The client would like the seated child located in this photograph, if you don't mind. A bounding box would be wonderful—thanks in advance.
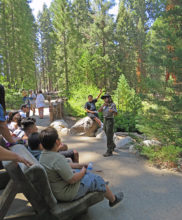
[14,117,38,142]
[19,104,29,118]
[39,127,124,206]
[7,111,21,132]
[84,90,103,128]
[28,132,79,163]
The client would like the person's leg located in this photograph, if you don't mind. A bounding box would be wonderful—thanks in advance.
[38,108,41,118]
[107,119,116,151]
[73,149,79,163]
[104,185,115,202]
[31,104,35,116]
[94,117,102,127]
[73,172,124,206]
[103,119,113,156]
[33,105,35,115]
[60,150,79,163]
[39,107,44,119]
[41,107,44,118]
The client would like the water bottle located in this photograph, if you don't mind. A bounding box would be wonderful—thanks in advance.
[87,162,93,171]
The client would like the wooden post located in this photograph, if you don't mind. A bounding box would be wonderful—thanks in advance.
[49,98,64,122]
[49,103,54,123]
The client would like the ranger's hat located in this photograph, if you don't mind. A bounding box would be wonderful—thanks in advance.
[101,94,111,99]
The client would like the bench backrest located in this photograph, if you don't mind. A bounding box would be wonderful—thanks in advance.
[2,144,57,211]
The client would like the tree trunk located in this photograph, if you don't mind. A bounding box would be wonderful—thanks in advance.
[63,31,69,95]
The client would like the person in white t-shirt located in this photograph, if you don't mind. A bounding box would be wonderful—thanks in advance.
[36,90,45,119]
[29,90,36,116]
[7,111,21,132]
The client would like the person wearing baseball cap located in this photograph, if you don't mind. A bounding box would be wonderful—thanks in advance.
[98,94,117,157]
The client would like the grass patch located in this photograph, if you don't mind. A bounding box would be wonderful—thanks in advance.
[136,145,182,168]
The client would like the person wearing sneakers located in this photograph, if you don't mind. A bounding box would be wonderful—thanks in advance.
[84,89,103,128]
[98,94,117,157]
[39,127,124,206]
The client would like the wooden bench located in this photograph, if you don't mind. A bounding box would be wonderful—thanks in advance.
[0,145,104,220]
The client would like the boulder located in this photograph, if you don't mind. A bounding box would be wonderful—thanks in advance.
[70,117,99,137]
[142,139,161,147]
[95,128,102,136]
[50,120,68,131]
[96,130,106,140]
[115,136,134,149]
[129,145,137,154]
[59,128,70,136]
[113,133,120,143]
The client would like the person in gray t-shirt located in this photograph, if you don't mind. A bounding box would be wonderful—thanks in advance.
[98,94,117,157]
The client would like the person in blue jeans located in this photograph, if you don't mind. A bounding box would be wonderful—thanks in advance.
[39,127,124,206]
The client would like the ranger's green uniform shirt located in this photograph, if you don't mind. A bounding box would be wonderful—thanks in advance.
[102,103,117,118]
[39,151,80,202]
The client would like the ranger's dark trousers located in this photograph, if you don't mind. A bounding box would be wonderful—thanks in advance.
[103,118,116,153]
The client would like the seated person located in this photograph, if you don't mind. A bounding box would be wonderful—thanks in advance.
[19,104,29,118]
[28,132,79,163]
[0,84,15,144]
[84,90,103,128]
[7,111,21,133]
[12,117,37,143]
[39,127,124,206]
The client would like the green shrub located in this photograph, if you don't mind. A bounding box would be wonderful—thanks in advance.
[64,84,103,117]
[140,145,182,167]
[113,74,142,132]
[114,111,137,132]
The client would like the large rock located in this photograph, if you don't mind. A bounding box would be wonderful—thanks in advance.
[70,117,99,137]
[115,136,134,149]
[59,128,70,136]
[129,145,138,154]
[50,120,68,131]
[96,129,106,140]
[142,139,161,147]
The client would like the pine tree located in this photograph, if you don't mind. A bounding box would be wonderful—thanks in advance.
[51,0,74,95]
[37,4,57,91]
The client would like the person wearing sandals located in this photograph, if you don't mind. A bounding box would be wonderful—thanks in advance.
[98,94,117,157]
[39,127,124,206]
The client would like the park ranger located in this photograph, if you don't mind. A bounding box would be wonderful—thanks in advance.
[98,94,117,157]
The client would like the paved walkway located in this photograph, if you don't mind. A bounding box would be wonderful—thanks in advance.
[3,108,182,220]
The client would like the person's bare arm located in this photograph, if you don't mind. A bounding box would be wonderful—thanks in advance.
[70,163,88,169]
[0,121,14,143]
[58,143,68,151]
[85,109,95,114]
[67,167,86,184]
[96,89,103,100]
[0,146,33,167]
[98,103,107,112]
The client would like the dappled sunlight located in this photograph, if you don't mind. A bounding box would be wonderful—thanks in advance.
[79,151,101,163]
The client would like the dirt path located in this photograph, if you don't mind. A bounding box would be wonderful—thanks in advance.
[5,107,182,220]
